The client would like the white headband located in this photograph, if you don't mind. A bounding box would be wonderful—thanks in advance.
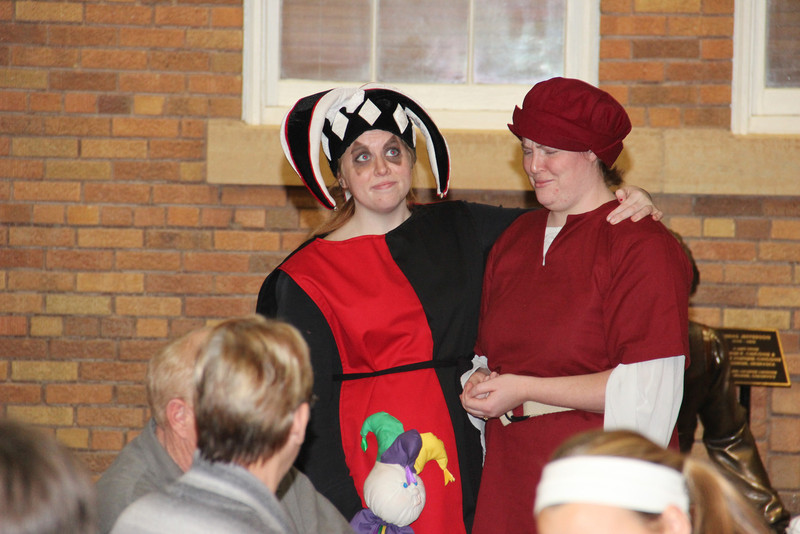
[534,456,689,516]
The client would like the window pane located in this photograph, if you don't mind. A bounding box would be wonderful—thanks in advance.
[279,0,567,86]
[281,0,371,81]
[377,0,469,83]
[474,0,564,84]
[766,0,800,87]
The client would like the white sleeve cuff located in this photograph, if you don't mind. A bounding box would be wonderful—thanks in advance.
[604,356,685,447]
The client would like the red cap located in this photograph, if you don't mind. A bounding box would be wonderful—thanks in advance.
[508,77,631,167]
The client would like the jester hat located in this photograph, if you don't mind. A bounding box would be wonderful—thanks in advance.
[280,83,451,210]
[360,412,454,485]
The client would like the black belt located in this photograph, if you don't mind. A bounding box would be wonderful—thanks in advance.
[333,359,456,381]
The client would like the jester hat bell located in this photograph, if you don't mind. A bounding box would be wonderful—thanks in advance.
[280,83,451,210]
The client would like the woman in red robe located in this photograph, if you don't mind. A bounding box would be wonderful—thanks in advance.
[461,78,693,534]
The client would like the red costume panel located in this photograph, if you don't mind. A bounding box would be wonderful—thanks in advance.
[281,236,463,534]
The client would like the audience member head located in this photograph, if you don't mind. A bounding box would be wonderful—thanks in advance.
[534,429,770,534]
[145,327,210,471]
[146,327,210,426]
[0,418,97,534]
[193,315,313,469]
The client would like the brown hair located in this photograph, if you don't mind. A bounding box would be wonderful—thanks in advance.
[194,315,313,466]
[0,419,97,534]
[550,430,771,534]
[670,230,700,296]
[599,160,624,188]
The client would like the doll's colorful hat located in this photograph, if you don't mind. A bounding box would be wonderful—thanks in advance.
[280,83,451,209]
[360,412,454,485]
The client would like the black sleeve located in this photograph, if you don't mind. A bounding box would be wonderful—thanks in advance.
[256,271,364,520]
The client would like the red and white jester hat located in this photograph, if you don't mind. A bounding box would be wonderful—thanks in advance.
[280,83,451,210]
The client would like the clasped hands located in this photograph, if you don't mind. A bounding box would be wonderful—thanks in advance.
[460,370,527,421]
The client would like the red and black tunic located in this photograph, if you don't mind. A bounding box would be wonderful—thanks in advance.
[257,201,524,533]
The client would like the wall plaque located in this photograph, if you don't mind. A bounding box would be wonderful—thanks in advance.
[717,328,791,387]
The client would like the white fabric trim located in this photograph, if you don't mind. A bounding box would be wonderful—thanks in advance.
[542,226,562,265]
[460,355,488,459]
[392,103,409,134]
[358,98,381,125]
[534,456,689,515]
[460,355,488,389]
[283,86,360,209]
[604,356,685,447]
[320,132,331,162]
[330,110,349,140]
[404,108,442,195]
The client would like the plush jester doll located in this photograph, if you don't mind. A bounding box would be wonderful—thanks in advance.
[350,412,455,534]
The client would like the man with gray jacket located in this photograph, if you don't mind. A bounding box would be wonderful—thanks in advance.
[100,319,353,534]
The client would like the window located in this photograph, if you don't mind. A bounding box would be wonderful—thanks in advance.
[242,0,600,129]
[732,0,800,134]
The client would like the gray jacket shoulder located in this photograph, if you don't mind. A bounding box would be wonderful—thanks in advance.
[278,467,354,533]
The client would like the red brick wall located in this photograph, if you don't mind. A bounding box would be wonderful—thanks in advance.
[2,0,799,513]
[600,0,733,128]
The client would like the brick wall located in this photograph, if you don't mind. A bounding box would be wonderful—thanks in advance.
[600,0,733,128]
[2,0,800,513]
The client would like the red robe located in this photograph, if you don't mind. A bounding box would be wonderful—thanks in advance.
[472,201,692,534]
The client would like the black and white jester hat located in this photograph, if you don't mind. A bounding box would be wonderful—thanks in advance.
[280,83,451,210]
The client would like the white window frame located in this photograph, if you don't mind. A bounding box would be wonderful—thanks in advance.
[732,0,800,134]
[242,0,599,130]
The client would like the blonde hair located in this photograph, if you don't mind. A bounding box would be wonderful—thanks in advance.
[146,327,210,426]
[194,315,313,466]
[550,430,771,534]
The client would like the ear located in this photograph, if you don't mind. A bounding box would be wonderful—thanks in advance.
[660,505,692,534]
[165,398,194,440]
[289,402,310,445]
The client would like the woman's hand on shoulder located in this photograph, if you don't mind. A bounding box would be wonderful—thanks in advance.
[607,186,663,225]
